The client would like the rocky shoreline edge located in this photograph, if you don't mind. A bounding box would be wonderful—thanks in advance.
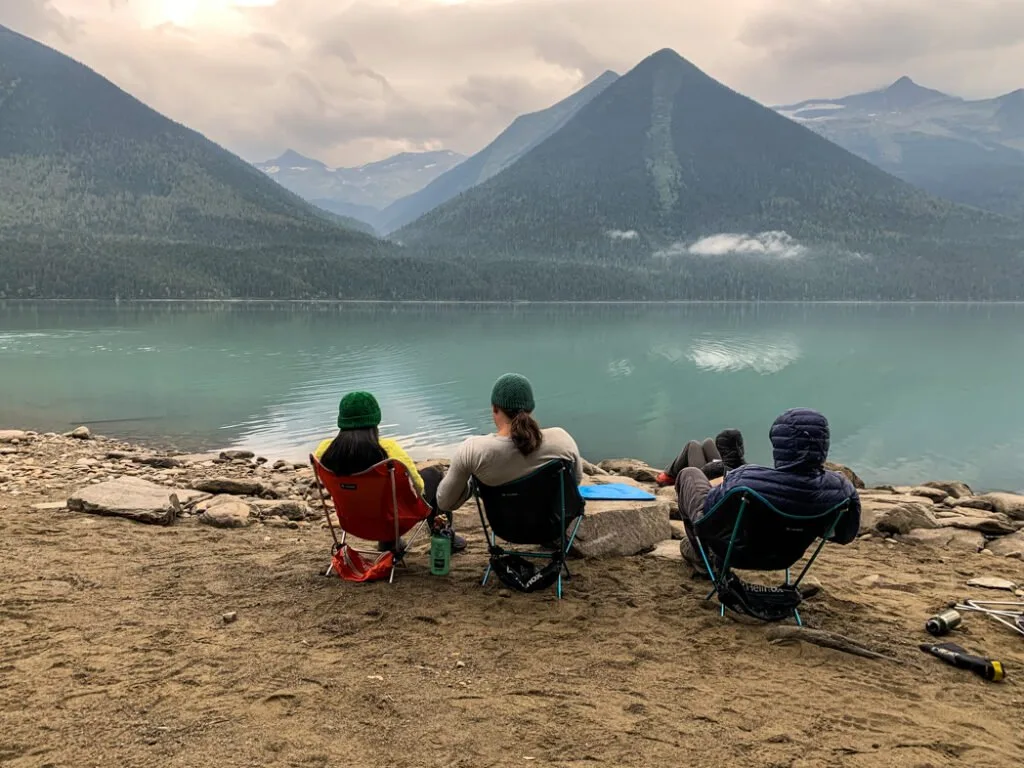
[2,427,1023,563]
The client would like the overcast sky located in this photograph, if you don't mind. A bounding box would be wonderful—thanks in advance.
[4,0,1024,166]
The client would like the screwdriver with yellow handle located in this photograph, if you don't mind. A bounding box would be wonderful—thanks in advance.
[920,642,1006,682]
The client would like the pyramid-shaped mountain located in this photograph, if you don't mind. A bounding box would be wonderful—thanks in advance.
[399,50,1003,261]
[0,24,389,298]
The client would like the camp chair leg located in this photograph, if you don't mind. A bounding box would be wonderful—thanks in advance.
[557,573,563,600]
[482,563,492,587]
[793,608,803,627]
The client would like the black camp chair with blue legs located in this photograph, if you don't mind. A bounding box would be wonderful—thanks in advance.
[472,459,585,599]
[691,487,852,625]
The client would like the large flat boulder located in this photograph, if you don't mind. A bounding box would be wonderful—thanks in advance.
[572,499,672,558]
[980,493,1024,521]
[67,477,203,525]
[897,528,985,552]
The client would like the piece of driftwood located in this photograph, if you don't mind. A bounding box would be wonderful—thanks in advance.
[766,626,896,661]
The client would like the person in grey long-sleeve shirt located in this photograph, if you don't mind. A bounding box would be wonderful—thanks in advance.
[436,373,583,512]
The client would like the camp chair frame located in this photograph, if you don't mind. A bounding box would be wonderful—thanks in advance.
[693,486,851,625]
[471,459,585,599]
[310,455,431,584]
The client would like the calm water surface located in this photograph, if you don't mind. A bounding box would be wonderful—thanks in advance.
[1,302,1022,491]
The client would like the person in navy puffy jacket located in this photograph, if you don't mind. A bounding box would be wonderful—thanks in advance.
[676,408,861,574]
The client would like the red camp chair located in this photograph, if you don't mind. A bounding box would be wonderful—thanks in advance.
[310,456,432,584]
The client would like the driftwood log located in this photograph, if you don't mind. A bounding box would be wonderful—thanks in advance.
[766,627,896,661]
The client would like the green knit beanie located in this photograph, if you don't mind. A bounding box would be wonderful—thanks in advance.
[337,391,382,430]
[490,373,535,413]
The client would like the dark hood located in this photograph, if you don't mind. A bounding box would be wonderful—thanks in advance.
[715,429,746,470]
[770,408,830,471]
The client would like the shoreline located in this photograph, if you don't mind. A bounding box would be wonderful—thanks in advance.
[2,426,1023,556]
[6,298,1024,306]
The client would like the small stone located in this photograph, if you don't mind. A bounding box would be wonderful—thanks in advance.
[199,500,254,529]
[981,549,994,556]
[193,477,263,496]
[133,456,183,469]
[498,589,512,598]
[921,481,973,499]
[986,531,1024,560]
[966,576,1017,591]
[220,450,255,461]
[273,459,289,470]
[69,426,92,440]
[222,611,238,624]
[647,539,683,561]
[286,520,300,530]
[455,660,466,669]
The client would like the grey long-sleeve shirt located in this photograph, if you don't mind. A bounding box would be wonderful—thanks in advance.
[435,427,583,512]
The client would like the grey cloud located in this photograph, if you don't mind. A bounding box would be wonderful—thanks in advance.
[5,0,1024,166]
[0,0,73,40]
[739,0,1024,98]
[249,32,290,54]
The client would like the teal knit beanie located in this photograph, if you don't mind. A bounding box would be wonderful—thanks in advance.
[337,391,382,430]
[491,373,535,413]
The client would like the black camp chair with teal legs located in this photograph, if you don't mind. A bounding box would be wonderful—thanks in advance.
[692,487,852,625]
[472,459,585,599]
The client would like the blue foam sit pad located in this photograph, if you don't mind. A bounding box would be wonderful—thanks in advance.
[578,483,657,501]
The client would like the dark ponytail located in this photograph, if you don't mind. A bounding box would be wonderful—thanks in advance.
[507,410,543,457]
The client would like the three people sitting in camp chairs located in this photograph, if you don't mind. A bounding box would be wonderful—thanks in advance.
[311,373,861,615]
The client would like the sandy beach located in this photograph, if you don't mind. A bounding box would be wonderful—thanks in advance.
[2,431,1023,767]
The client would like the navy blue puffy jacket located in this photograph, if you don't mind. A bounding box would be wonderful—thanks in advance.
[704,408,861,544]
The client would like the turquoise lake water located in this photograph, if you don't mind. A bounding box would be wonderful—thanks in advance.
[1,302,1022,491]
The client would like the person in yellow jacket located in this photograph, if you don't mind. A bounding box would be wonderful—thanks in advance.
[314,391,466,552]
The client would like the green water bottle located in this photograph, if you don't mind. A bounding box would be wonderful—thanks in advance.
[430,533,452,576]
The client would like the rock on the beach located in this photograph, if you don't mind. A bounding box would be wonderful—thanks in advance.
[897,528,985,552]
[979,493,1024,521]
[986,531,1024,559]
[596,459,661,484]
[251,499,312,521]
[0,430,30,443]
[941,515,1017,536]
[192,477,263,496]
[133,456,183,469]
[825,462,865,489]
[966,576,1018,591]
[874,503,939,535]
[572,499,672,558]
[647,539,683,561]
[900,486,950,503]
[669,520,687,540]
[199,499,254,529]
[581,459,609,476]
[921,481,973,499]
[952,497,995,512]
[69,426,92,440]
[220,450,255,461]
[67,477,201,525]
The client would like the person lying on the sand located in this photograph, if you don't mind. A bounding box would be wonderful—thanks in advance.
[315,391,466,552]
[435,373,582,512]
[656,429,746,487]
[675,408,861,577]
